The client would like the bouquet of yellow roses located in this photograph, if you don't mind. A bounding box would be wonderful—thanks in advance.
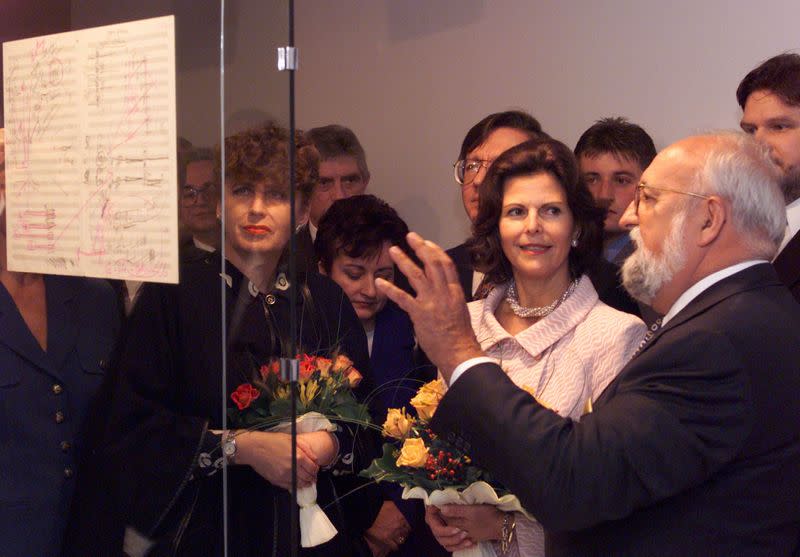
[361,379,532,557]
[228,353,370,548]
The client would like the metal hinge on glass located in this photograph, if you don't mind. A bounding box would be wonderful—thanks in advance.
[280,357,299,382]
[277,47,298,71]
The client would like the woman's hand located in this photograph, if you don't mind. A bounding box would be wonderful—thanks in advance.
[438,504,506,543]
[364,501,411,556]
[234,431,319,490]
[424,505,475,552]
[297,431,338,468]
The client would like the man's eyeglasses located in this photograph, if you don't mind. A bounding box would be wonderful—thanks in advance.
[453,159,493,186]
[633,183,711,214]
[180,183,219,207]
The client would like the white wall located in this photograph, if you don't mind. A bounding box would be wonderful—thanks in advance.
[295,0,800,248]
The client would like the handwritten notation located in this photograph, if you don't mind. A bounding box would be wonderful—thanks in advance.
[3,16,178,283]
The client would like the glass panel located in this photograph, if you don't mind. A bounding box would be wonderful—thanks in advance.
[218,1,299,556]
[1,1,292,555]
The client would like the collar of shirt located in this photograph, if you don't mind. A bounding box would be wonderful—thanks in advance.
[308,221,318,242]
[193,236,216,253]
[660,260,767,327]
[781,198,800,252]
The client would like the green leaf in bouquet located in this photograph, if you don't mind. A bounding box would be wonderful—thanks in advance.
[359,443,411,484]
[330,401,371,424]
[269,397,299,418]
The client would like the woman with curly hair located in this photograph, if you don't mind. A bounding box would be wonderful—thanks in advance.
[65,122,376,556]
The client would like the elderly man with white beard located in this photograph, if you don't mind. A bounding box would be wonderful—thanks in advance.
[377,132,800,556]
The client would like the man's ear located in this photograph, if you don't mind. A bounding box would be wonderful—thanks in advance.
[697,196,727,247]
[317,261,327,275]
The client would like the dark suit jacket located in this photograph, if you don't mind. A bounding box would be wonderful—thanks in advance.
[293,224,318,275]
[65,255,379,557]
[775,230,800,303]
[432,263,800,556]
[369,302,446,557]
[446,241,641,317]
[0,276,119,557]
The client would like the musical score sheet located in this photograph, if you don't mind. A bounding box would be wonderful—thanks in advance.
[2,16,179,283]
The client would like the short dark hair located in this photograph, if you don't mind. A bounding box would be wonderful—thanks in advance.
[315,194,409,273]
[305,124,369,180]
[574,117,657,171]
[457,110,548,161]
[218,121,319,207]
[737,52,800,109]
[468,138,605,285]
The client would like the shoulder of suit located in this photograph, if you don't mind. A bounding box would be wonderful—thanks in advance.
[445,242,470,262]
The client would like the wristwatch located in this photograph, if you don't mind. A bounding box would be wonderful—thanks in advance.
[223,431,237,463]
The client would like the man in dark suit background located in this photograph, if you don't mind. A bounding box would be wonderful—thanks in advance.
[738,53,800,302]
[574,117,656,266]
[447,111,639,315]
[379,132,800,555]
[574,116,660,324]
[294,124,370,272]
[446,111,545,300]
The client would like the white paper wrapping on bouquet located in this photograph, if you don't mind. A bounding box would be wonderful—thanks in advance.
[403,481,534,557]
[270,412,339,547]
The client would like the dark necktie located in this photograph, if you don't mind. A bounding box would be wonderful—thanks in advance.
[634,317,663,356]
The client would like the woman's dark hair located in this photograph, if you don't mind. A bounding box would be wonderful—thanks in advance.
[467,138,605,285]
[315,194,410,273]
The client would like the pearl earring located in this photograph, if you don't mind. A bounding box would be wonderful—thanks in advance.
[571,238,578,247]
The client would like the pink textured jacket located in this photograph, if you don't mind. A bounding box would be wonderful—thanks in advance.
[467,275,646,557]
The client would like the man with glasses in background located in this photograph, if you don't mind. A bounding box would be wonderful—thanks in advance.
[179,146,220,253]
[448,111,639,315]
[448,111,545,300]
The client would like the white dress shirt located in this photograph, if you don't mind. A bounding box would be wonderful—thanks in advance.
[777,199,800,255]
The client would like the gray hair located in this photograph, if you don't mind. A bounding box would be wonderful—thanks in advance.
[694,132,786,259]
[305,124,369,181]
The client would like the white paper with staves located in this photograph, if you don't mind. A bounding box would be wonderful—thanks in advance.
[2,15,179,283]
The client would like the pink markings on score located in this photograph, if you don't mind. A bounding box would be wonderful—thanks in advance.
[111,56,154,152]
[8,40,65,169]
[13,208,56,252]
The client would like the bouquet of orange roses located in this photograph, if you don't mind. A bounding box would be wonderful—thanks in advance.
[228,353,370,548]
[361,379,532,557]
[228,353,369,426]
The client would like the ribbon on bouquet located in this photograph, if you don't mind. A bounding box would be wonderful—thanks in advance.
[403,481,534,557]
[270,411,339,548]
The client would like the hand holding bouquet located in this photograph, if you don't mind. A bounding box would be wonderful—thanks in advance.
[228,353,370,548]
[361,379,532,557]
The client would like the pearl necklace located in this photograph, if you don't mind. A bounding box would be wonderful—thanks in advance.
[505,278,579,318]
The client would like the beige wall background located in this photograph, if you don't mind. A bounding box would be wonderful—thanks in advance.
[294,0,800,248]
[63,0,800,249]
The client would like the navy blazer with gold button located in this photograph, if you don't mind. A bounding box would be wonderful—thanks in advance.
[0,275,119,557]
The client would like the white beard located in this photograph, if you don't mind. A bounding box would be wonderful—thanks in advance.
[621,212,688,305]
